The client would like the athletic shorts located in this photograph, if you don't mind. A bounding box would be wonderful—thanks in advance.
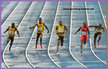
[8,36,14,41]
[57,36,64,41]
[37,33,43,38]
[94,32,101,38]
[80,35,87,42]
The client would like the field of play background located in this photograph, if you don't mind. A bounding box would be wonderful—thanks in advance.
[0,0,108,69]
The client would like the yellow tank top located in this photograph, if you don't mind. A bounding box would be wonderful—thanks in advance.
[94,25,103,33]
[57,24,65,36]
[8,26,16,37]
[37,22,44,33]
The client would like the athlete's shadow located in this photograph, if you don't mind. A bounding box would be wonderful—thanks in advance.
[9,51,17,58]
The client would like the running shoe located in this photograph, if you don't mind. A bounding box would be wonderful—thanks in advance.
[40,45,43,48]
[97,41,100,46]
[94,45,96,48]
[57,52,59,55]
[35,45,37,48]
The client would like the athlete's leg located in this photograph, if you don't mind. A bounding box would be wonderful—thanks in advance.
[94,33,98,48]
[84,38,86,45]
[7,37,10,43]
[80,40,83,53]
[97,33,101,45]
[40,34,43,48]
[61,36,64,46]
[57,39,60,54]
[84,35,87,45]
[36,33,40,48]
[9,37,14,51]
[98,33,101,42]
[57,36,60,55]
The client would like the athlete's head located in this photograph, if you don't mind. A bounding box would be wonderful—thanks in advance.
[59,20,62,26]
[39,18,42,23]
[12,23,15,28]
[99,24,102,28]
[83,22,87,27]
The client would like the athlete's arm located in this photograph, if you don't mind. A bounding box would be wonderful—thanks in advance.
[74,27,81,34]
[87,28,90,38]
[64,25,68,32]
[4,27,9,33]
[15,28,20,37]
[88,25,95,27]
[56,26,58,34]
[43,23,49,33]
[29,24,37,29]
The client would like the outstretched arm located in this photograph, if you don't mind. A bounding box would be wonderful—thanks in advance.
[43,23,49,33]
[15,28,20,37]
[64,25,68,32]
[88,25,96,27]
[56,26,58,34]
[74,27,81,34]
[87,28,90,38]
[4,27,9,33]
[29,24,37,29]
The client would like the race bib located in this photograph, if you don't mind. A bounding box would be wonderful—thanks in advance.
[38,27,42,31]
[82,31,86,35]
[9,31,14,34]
[59,28,63,33]
[96,30,100,32]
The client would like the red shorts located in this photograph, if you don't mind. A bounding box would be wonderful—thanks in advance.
[80,35,87,42]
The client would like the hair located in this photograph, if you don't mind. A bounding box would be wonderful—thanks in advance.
[99,24,102,26]
[12,23,15,28]
[83,22,87,24]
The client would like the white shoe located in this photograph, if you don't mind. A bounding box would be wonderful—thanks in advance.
[57,52,59,55]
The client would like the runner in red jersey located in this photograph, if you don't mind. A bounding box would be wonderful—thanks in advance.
[74,22,90,53]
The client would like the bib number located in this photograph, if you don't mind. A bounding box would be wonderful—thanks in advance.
[82,31,86,35]
[96,30,100,32]
[59,28,63,33]
[38,27,42,31]
[9,31,14,34]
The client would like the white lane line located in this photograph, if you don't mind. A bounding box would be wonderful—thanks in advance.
[47,2,61,68]
[98,1,107,29]
[2,2,20,26]
[69,2,87,68]
[3,2,33,68]
[25,2,46,68]
[3,42,10,67]
[85,1,107,65]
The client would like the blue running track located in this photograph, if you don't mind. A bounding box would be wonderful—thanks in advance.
[1,1,107,68]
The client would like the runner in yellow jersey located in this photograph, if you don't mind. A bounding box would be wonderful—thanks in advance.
[89,24,104,48]
[56,20,68,55]
[4,23,20,51]
[30,18,49,48]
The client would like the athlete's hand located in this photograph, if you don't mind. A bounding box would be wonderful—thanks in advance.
[66,30,68,33]
[18,34,20,37]
[74,32,77,34]
[29,27,32,29]
[47,30,49,33]
[56,31,58,34]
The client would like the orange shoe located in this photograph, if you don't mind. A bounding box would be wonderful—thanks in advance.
[40,45,43,48]
[94,45,96,48]
[98,41,100,46]
[35,45,37,48]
